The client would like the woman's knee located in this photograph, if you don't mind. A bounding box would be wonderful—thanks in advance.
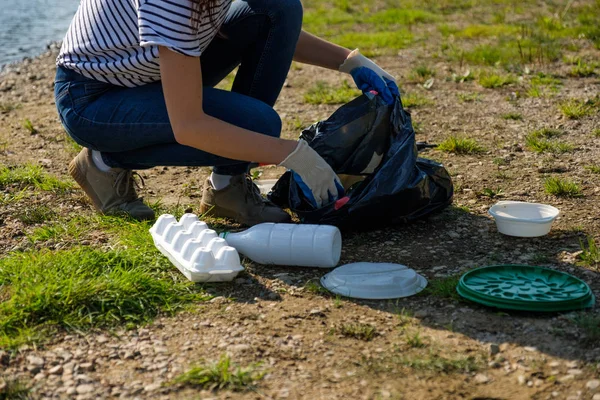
[253,102,282,139]
[265,0,303,30]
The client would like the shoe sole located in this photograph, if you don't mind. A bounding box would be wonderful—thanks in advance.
[68,154,104,213]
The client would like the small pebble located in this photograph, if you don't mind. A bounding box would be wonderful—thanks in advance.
[587,380,600,390]
[489,343,500,356]
[48,365,63,375]
[474,374,490,384]
[26,355,44,367]
[559,375,575,383]
[144,383,162,392]
[549,361,561,368]
[76,384,94,394]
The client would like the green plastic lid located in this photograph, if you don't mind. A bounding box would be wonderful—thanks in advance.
[457,265,595,312]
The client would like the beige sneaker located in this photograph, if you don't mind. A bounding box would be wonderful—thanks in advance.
[68,148,155,221]
[200,174,291,226]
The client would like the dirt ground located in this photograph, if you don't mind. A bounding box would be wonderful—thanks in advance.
[1,3,600,399]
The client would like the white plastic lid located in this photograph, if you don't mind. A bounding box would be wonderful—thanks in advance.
[320,263,427,299]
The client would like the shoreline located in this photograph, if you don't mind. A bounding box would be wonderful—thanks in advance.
[0,42,61,76]
[0,44,61,107]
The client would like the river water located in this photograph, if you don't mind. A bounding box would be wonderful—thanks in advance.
[0,0,79,67]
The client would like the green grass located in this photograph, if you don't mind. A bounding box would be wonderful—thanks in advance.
[303,280,330,295]
[570,313,600,345]
[304,81,361,105]
[0,216,208,348]
[529,127,563,138]
[0,102,20,114]
[457,92,481,102]
[0,164,72,192]
[568,61,596,77]
[215,69,237,91]
[544,176,583,198]
[287,117,305,131]
[578,236,599,267]
[409,65,435,83]
[455,35,562,68]
[332,30,414,56]
[405,331,426,348]
[16,205,56,225]
[502,112,522,120]
[585,165,600,174]
[363,351,480,375]
[401,92,432,108]
[174,354,265,392]
[526,73,562,98]
[21,119,37,135]
[478,187,504,198]
[531,73,562,88]
[65,136,83,154]
[339,323,377,341]
[593,129,600,138]
[526,85,543,98]
[456,24,520,39]
[477,72,516,88]
[0,379,31,399]
[368,8,438,25]
[525,129,573,154]
[558,99,596,119]
[452,70,475,83]
[422,275,461,300]
[396,307,414,328]
[437,136,484,155]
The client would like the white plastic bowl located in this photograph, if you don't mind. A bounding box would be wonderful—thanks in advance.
[488,201,560,237]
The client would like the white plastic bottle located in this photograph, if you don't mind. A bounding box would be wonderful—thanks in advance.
[220,223,342,268]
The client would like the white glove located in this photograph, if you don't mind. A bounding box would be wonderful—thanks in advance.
[339,49,396,83]
[279,140,341,208]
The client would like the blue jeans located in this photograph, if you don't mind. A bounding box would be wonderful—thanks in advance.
[54,0,303,175]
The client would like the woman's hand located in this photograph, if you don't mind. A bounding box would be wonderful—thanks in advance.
[339,49,399,104]
[279,140,343,208]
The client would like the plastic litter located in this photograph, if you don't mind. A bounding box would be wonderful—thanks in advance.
[489,201,560,237]
[457,265,595,312]
[222,223,341,268]
[150,213,244,282]
[255,179,278,195]
[320,263,428,299]
[269,92,453,230]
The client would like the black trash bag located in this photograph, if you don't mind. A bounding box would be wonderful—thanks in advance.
[268,93,454,231]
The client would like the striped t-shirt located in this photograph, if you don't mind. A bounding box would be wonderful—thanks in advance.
[56,0,231,87]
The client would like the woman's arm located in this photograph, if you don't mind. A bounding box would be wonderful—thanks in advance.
[159,46,341,206]
[159,46,296,164]
[293,30,351,70]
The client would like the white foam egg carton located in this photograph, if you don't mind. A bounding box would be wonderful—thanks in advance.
[149,213,244,282]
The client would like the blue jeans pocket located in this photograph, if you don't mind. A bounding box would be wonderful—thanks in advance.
[71,81,112,108]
